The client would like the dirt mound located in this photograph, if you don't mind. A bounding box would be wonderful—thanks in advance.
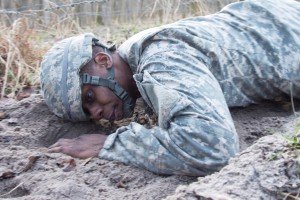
[166,133,300,200]
[0,95,299,199]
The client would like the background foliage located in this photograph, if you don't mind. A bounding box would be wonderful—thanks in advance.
[0,0,238,98]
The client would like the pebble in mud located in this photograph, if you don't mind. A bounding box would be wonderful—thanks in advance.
[0,136,10,143]
[7,118,19,126]
[14,127,21,131]
[0,112,8,120]
[0,124,5,131]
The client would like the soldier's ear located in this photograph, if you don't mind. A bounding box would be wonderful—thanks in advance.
[94,52,113,69]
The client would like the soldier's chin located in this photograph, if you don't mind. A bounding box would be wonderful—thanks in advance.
[115,111,124,121]
[122,108,134,119]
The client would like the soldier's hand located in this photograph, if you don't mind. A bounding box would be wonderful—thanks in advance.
[48,134,107,159]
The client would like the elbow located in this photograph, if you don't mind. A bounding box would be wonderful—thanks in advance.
[203,136,239,172]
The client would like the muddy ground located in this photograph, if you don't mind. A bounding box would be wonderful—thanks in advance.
[0,94,299,199]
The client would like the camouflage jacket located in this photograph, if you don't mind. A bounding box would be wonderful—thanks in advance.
[99,0,300,176]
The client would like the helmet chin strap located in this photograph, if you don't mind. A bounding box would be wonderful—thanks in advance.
[81,39,135,119]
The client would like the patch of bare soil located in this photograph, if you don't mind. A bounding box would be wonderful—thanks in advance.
[0,95,299,199]
[166,133,300,200]
[167,104,300,200]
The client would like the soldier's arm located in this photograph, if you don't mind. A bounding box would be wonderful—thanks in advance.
[99,53,239,176]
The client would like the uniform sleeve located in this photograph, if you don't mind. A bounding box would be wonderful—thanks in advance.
[99,51,239,176]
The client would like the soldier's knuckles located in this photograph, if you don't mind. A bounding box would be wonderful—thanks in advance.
[56,138,68,145]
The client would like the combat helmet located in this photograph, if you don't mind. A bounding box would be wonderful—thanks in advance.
[40,33,134,121]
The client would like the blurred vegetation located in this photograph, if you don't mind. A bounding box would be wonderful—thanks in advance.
[0,0,238,99]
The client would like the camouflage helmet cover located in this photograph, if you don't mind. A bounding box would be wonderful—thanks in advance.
[40,33,95,121]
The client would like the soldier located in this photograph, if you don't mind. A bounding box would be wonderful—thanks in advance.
[40,0,300,176]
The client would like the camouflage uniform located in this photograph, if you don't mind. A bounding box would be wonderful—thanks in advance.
[99,0,300,176]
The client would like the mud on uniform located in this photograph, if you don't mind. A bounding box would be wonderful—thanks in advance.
[99,0,300,176]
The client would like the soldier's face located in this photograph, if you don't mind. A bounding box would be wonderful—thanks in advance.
[80,57,124,122]
[81,83,124,122]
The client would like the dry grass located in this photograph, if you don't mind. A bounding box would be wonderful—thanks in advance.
[0,18,48,98]
[0,19,161,99]
[148,0,238,23]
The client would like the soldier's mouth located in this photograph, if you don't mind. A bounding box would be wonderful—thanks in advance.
[109,107,116,122]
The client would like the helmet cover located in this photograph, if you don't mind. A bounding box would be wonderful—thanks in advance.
[40,33,95,121]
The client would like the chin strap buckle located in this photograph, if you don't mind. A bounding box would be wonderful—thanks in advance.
[81,73,131,102]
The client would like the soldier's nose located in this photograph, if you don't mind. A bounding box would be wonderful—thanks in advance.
[89,106,103,121]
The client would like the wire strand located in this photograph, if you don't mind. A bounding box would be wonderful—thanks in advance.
[0,0,108,14]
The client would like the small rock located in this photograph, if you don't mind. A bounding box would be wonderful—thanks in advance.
[14,127,21,131]
[116,180,128,188]
[7,118,18,126]
[98,188,107,192]
[0,112,7,120]
[0,136,10,143]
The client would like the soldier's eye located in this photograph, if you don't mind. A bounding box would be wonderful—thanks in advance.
[85,90,94,104]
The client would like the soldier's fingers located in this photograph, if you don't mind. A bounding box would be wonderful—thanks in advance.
[48,146,63,153]
[49,142,60,149]
[48,146,77,158]
[77,149,98,159]
[49,138,72,148]
[59,138,73,143]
